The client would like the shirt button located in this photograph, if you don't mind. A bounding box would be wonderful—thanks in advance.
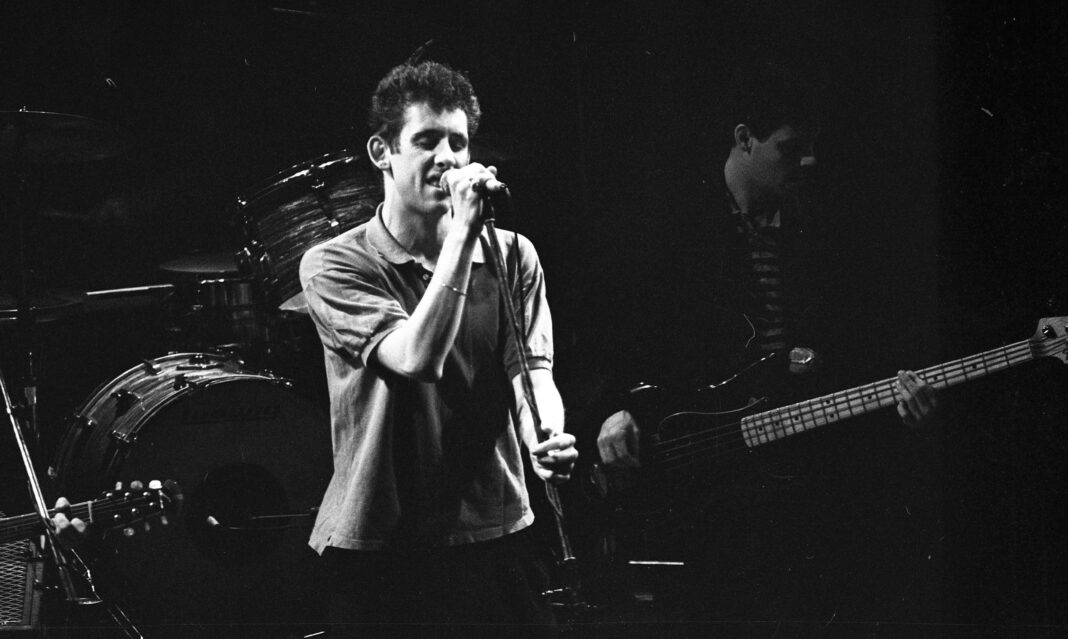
[422,274,430,282]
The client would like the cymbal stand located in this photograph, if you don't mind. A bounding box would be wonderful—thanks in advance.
[3,113,143,639]
[6,112,40,451]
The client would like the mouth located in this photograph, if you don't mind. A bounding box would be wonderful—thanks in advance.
[427,174,445,190]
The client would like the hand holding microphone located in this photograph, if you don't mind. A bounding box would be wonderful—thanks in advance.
[439,165,508,197]
[440,164,510,231]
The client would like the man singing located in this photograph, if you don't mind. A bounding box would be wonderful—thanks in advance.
[299,61,577,637]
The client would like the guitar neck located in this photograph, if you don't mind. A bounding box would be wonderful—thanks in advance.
[0,500,97,545]
[740,337,1037,448]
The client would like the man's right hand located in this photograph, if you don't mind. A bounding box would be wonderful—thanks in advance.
[443,162,498,236]
[597,409,641,469]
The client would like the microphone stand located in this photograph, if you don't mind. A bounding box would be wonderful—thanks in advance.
[479,191,586,619]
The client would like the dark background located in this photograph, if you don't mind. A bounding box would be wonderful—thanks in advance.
[1,0,1066,636]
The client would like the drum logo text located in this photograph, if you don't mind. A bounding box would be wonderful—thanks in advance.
[181,404,282,424]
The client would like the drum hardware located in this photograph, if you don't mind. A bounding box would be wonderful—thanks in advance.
[51,351,332,632]
[173,373,210,391]
[0,290,86,327]
[106,391,140,427]
[309,176,341,227]
[175,352,226,370]
[205,506,319,532]
[3,343,151,639]
[81,284,175,317]
[156,252,270,356]
[107,430,136,446]
[2,110,133,480]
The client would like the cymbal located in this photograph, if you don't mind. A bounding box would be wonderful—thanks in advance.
[159,252,240,277]
[0,110,134,165]
[0,290,85,326]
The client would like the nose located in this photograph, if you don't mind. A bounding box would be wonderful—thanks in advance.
[434,139,459,168]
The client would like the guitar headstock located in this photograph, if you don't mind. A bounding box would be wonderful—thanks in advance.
[1032,317,1068,364]
[94,479,183,537]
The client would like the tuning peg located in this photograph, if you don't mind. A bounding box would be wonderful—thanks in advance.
[148,480,162,490]
[160,515,169,526]
[123,526,135,537]
[130,480,144,491]
[143,521,151,533]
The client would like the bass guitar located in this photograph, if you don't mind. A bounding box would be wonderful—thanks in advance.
[585,316,1068,517]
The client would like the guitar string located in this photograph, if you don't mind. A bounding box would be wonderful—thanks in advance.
[656,338,1045,467]
[2,500,161,539]
[1,495,167,540]
[655,338,1057,472]
[651,337,1060,472]
[655,338,1040,455]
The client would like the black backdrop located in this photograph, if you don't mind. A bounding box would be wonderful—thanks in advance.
[1,0,1066,636]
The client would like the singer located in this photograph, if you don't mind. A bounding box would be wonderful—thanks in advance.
[298,61,577,638]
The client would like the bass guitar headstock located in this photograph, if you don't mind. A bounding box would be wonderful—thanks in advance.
[1031,317,1068,364]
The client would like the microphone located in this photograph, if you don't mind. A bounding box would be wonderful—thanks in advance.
[439,169,508,196]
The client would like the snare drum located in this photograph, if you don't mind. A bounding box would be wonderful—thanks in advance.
[236,150,381,309]
[52,352,331,634]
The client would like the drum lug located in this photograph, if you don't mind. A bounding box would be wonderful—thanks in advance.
[310,177,340,228]
[177,353,223,371]
[173,373,209,392]
[109,430,136,446]
[141,359,162,375]
[110,389,140,416]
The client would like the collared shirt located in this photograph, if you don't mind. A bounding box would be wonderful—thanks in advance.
[300,208,553,552]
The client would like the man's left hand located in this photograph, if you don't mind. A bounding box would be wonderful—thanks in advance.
[530,433,578,484]
[895,369,938,427]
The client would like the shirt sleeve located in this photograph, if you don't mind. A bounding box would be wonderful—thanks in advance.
[299,239,409,364]
[502,231,554,379]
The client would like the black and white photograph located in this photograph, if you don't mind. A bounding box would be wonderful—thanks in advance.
[1,1,1066,637]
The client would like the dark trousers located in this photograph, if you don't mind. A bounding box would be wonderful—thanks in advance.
[324,527,557,639]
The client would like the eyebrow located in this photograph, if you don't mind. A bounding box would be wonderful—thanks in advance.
[410,130,468,145]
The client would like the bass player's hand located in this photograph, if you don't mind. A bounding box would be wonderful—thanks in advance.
[597,409,641,469]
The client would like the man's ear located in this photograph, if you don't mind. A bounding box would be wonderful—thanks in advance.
[367,135,391,171]
[733,124,752,153]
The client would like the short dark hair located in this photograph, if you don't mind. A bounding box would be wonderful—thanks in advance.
[368,61,482,149]
[724,60,820,144]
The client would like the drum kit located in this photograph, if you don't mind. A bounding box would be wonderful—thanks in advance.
[1,110,382,636]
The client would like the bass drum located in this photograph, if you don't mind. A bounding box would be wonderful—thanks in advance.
[53,352,332,638]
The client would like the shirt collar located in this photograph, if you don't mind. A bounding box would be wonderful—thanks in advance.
[367,202,487,266]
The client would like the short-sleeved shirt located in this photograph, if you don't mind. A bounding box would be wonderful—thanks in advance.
[300,208,554,552]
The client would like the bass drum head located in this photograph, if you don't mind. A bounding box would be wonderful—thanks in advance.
[55,361,332,637]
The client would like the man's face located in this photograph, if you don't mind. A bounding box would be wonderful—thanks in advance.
[385,103,471,215]
[746,124,817,204]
